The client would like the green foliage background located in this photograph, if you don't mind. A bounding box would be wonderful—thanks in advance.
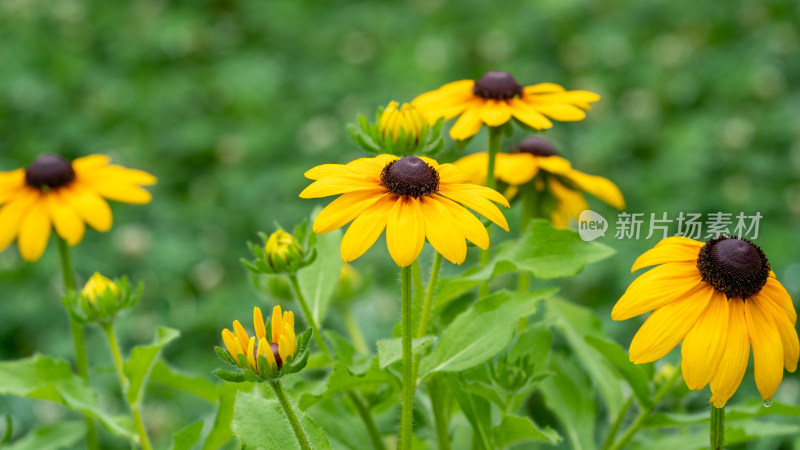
[1,0,798,447]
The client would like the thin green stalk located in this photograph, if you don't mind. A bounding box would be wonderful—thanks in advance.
[479,127,503,297]
[417,252,443,339]
[288,274,331,360]
[429,375,451,450]
[56,238,100,450]
[399,266,414,450]
[411,260,423,307]
[601,395,633,450]
[710,405,724,450]
[609,367,682,450]
[270,380,312,450]
[343,308,369,355]
[102,322,152,450]
[288,274,385,450]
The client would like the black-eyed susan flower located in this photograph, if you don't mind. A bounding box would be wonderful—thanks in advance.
[612,236,799,407]
[63,272,141,323]
[453,137,624,228]
[412,71,600,140]
[299,154,510,267]
[0,154,156,262]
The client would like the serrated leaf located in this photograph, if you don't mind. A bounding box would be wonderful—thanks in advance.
[585,335,653,409]
[297,227,342,325]
[232,389,330,449]
[4,421,85,450]
[169,420,204,450]
[492,415,562,448]
[419,290,554,379]
[376,336,435,369]
[124,327,180,405]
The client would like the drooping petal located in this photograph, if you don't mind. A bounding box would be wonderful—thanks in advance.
[17,196,52,262]
[386,196,425,267]
[299,177,381,199]
[77,179,152,204]
[523,83,567,95]
[438,185,509,231]
[435,163,472,184]
[508,98,553,130]
[435,194,489,249]
[0,169,26,204]
[77,165,156,186]
[46,191,85,245]
[529,103,587,121]
[254,307,266,342]
[563,170,625,210]
[419,196,467,265]
[630,237,703,272]
[71,155,110,171]
[628,285,714,364]
[746,300,785,402]
[755,292,799,372]
[710,299,750,407]
[547,178,588,228]
[759,277,796,325]
[0,189,38,253]
[60,183,113,232]
[479,99,512,127]
[526,89,601,106]
[612,262,705,320]
[312,189,387,233]
[412,80,476,122]
[449,101,485,140]
[494,153,538,186]
[681,291,729,390]
[452,153,489,186]
[341,195,396,262]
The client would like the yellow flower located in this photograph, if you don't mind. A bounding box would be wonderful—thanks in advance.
[221,306,297,373]
[299,154,509,267]
[378,101,428,143]
[612,236,799,407]
[81,272,120,305]
[0,154,156,261]
[265,229,300,270]
[412,71,600,140]
[453,137,624,228]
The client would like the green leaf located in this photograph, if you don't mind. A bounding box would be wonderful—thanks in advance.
[124,327,180,405]
[303,397,373,450]
[450,376,493,450]
[419,289,555,379]
[297,227,343,325]
[0,354,135,440]
[585,335,653,409]
[547,298,623,419]
[150,360,218,403]
[203,383,248,450]
[539,354,597,450]
[232,389,330,449]
[5,421,85,450]
[376,336,435,369]
[169,420,204,450]
[298,358,399,410]
[645,400,800,428]
[492,415,562,448]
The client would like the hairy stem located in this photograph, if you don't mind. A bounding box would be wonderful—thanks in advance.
[399,266,414,450]
[270,380,312,450]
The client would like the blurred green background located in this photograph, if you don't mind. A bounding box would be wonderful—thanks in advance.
[1,0,798,446]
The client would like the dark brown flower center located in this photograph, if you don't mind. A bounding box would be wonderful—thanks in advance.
[472,71,523,100]
[696,236,770,299]
[381,156,440,198]
[25,154,75,190]
[511,137,559,157]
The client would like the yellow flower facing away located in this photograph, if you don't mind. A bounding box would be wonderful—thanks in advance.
[612,236,799,407]
[412,70,600,140]
[378,101,428,143]
[221,306,297,374]
[0,154,156,262]
[453,137,624,228]
[299,154,510,267]
[81,272,120,305]
[265,229,300,270]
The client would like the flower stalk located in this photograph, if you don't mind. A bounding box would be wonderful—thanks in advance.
[399,265,414,450]
[269,380,312,450]
[479,126,503,297]
[710,405,724,450]
[288,274,331,360]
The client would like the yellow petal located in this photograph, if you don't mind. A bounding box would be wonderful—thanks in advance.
[271,305,283,345]
[419,196,467,265]
[631,237,703,272]
[547,178,588,228]
[233,320,250,354]
[612,262,704,320]
[0,189,38,253]
[79,180,152,204]
[564,170,625,210]
[412,80,476,122]
[71,154,110,171]
[222,329,243,361]
[494,153,538,186]
[628,285,714,363]
[710,299,750,407]
[341,195,395,262]
[746,300,784,402]
[246,337,257,372]
[449,101,485,141]
[77,165,157,186]
[535,155,573,175]
[278,334,292,363]
[528,103,587,121]
[299,177,381,199]
[258,337,276,370]
[479,99,512,127]
[438,185,509,231]
[527,89,601,106]
[46,191,85,245]
[759,277,796,325]
[312,189,386,234]
[756,291,799,372]
[59,183,113,232]
[434,164,472,184]
[0,169,26,204]
[386,196,425,267]
[18,196,52,262]
[524,83,567,95]
[254,307,266,342]
[435,194,489,249]
[508,98,553,130]
[452,153,489,185]
[681,291,729,390]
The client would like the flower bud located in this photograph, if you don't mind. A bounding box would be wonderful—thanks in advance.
[378,101,428,144]
[62,274,141,324]
[265,229,301,272]
[82,272,120,306]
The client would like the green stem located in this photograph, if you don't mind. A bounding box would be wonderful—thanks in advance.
[288,274,384,450]
[609,366,682,450]
[102,322,152,450]
[710,405,724,450]
[417,252,443,339]
[601,395,633,450]
[399,266,414,450]
[288,274,332,360]
[270,380,312,450]
[429,375,451,450]
[411,260,423,308]
[56,238,100,450]
[479,127,502,297]
[343,308,369,355]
